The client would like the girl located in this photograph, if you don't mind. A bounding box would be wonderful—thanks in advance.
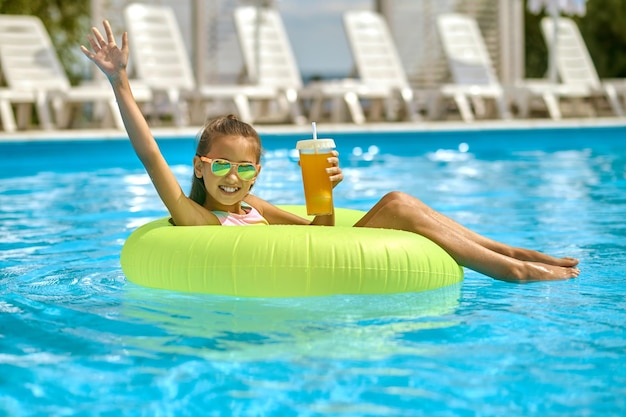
[82,21,580,283]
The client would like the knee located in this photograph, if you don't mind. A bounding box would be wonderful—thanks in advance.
[376,191,416,214]
[367,191,427,230]
[378,191,429,215]
[380,191,411,204]
[380,191,425,208]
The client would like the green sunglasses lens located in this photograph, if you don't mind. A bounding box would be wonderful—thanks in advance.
[211,160,232,177]
[211,159,257,180]
[237,164,257,180]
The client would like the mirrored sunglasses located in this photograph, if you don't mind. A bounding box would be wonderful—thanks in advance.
[198,156,258,180]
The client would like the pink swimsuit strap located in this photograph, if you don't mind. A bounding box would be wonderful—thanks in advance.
[211,205,269,226]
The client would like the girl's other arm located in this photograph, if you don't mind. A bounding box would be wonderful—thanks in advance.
[244,195,334,226]
[244,195,310,225]
[245,151,344,225]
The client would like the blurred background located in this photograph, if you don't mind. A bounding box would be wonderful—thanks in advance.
[1,0,625,99]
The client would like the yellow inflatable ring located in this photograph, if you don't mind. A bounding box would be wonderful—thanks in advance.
[121,206,464,297]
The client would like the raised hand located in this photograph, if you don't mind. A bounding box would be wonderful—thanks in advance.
[80,20,128,82]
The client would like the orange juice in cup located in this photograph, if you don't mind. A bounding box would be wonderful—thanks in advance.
[296,138,336,215]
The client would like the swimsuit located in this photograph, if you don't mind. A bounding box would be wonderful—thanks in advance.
[211,205,269,226]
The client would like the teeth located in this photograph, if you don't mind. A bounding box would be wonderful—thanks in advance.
[220,186,239,193]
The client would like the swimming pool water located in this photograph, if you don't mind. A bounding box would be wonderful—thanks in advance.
[1,126,625,416]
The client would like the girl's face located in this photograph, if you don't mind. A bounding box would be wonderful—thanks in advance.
[193,135,261,212]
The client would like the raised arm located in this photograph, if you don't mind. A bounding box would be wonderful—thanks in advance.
[81,21,209,225]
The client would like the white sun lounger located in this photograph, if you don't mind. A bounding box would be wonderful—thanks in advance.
[235,6,395,124]
[342,10,420,122]
[0,15,151,130]
[124,3,281,126]
[0,88,36,132]
[435,13,513,122]
[539,16,624,118]
[436,13,589,121]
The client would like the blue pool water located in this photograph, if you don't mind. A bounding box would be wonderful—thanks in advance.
[1,125,625,416]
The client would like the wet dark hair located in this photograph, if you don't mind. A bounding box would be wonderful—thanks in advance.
[189,114,262,206]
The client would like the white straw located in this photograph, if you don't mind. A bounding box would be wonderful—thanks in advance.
[312,122,317,140]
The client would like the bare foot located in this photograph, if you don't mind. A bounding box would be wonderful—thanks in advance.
[515,262,580,282]
[558,257,580,267]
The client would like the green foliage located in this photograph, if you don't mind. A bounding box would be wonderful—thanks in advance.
[578,0,626,77]
[0,0,90,84]
[525,0,626,78]
[524,7,549,78]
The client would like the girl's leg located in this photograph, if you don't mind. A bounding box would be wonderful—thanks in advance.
[354,192,579,282]
[356,192,578,266]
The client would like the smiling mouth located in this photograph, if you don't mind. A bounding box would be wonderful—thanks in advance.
[220,185,240,193]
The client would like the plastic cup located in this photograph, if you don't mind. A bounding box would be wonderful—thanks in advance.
[296,138,336,215]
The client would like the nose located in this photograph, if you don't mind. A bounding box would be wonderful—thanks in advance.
[224,165,239,181]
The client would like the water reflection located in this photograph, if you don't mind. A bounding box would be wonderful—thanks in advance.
[120,284,462,362]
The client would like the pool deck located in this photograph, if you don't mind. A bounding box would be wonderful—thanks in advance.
[1,117,625,142]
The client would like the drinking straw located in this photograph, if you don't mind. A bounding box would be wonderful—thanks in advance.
[312,122,317,140]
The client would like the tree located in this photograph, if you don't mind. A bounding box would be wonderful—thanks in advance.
[0,0,90,84]
[578,0,626,78]
[525,0,626,78]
